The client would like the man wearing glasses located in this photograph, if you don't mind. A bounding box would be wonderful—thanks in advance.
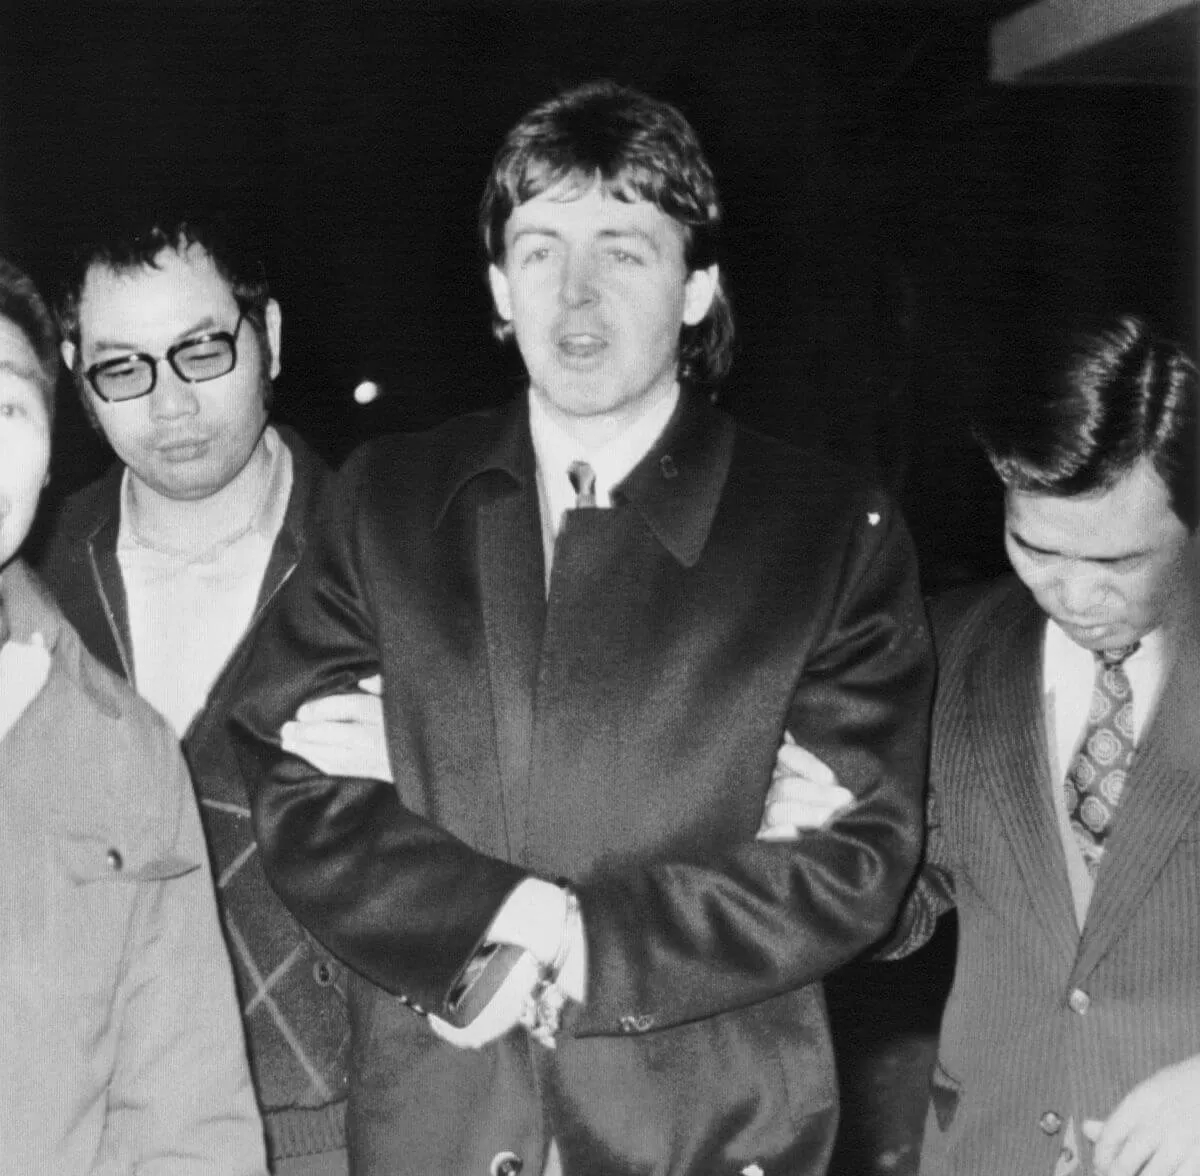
[36,211,355,1176]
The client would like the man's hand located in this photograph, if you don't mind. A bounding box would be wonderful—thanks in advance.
[1084,1054,1200,1176]
[426,947,543,1050]
[279,674,393,783]
[756,732,855,842]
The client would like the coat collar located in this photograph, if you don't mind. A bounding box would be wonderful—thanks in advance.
[0,561,67,745]
[436,391,735,568]
[2,558,65,652]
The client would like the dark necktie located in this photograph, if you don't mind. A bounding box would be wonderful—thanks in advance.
[567,461,597,510]
[1065,644,1139,876]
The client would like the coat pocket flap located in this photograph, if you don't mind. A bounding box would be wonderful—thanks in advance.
[57,834,198,884]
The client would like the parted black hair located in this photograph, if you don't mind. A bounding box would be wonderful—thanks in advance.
[55,207,271,346]
[973,314,1196,529]
[480,80,733,388]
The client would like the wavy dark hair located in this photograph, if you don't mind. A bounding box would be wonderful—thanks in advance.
[973,314,1197,529]
[480,80,733,389]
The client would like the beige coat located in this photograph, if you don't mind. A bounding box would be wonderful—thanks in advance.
[0,559,267,1175]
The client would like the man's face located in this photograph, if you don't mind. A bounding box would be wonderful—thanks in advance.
[489,181,717,430]
[1005,458,1191,650]
[0,318,51,570]
[63,244,280,502]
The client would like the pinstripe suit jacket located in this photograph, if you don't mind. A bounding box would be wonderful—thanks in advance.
[887,574,1200,1176]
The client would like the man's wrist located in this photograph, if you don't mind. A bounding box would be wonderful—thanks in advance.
[486,876,572,965]
[519,888,583,1048]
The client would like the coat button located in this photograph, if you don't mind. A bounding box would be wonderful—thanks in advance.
[489,1152,522,1175]
[106,849,123,871]
[659,454,678,479]
[1068,988,1090,1015]
[1039,1111,1063,1135]
[313,960,337,987]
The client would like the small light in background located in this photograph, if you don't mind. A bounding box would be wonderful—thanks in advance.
[353,379,381,406]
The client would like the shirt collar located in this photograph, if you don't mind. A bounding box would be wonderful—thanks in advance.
[1044,618,1165,673]
[527,385,681,511]
[436,391,735,568]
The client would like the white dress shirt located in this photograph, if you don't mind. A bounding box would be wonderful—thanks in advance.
[528,385,680,575]
[117,427,293,737]
[1042,620,1166,926]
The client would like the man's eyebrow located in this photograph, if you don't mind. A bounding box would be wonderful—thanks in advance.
[1009,528,1151,563]
[90,315,224,355]
[597,227,661,255]
[509,227,563,245]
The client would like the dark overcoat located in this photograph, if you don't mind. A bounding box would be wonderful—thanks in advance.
[232,393,933,1176]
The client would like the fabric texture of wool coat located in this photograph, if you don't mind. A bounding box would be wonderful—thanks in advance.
[232,393,934,1176]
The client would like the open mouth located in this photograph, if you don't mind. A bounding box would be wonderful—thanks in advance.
[558,333,607,359]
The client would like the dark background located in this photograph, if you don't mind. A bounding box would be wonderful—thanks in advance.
[1,3,1192,1171]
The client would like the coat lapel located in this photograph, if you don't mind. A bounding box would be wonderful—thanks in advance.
[970,584,1079,966]
[1070,593,1200,986]
[462,404,546,868]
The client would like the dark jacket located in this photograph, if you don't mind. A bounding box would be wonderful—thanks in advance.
[232,395,933,1176]
[885,575,1200,1176]
[35,426,349,1165]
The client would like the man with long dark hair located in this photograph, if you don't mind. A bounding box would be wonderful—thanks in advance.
[234,81,932,1176]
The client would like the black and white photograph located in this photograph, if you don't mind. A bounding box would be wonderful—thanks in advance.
[0,2,1195,1174]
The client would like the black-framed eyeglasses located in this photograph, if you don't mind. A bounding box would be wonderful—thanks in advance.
[83,310,248,403]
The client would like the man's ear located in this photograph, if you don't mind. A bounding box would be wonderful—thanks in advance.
[60,339,76,372]
[488,264,514,324]
[264,299,282,379]
[682,264,719,327]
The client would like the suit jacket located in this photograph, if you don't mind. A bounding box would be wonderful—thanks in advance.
[34,426,350,1164]
[231,393,933,1176]
[886,575,1200,1176]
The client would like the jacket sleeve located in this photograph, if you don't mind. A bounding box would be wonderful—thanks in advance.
[569,495,935,1036]
[100,727,268,1175]
[230,453,528,1014]
[872,585,979,960]
[872,785,955,960]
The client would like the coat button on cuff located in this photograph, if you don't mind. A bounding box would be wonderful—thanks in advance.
[106,849,123,872]
[1068,988,1090,1015]
[1039,1111,1063,1135]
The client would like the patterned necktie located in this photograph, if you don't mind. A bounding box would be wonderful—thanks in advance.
[1065,643,1139,876]
[567,461,597,509]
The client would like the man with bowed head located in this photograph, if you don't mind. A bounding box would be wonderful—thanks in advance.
[0,256,267,1172]
[774,316,1200,1176]
[235,81,932,1176]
